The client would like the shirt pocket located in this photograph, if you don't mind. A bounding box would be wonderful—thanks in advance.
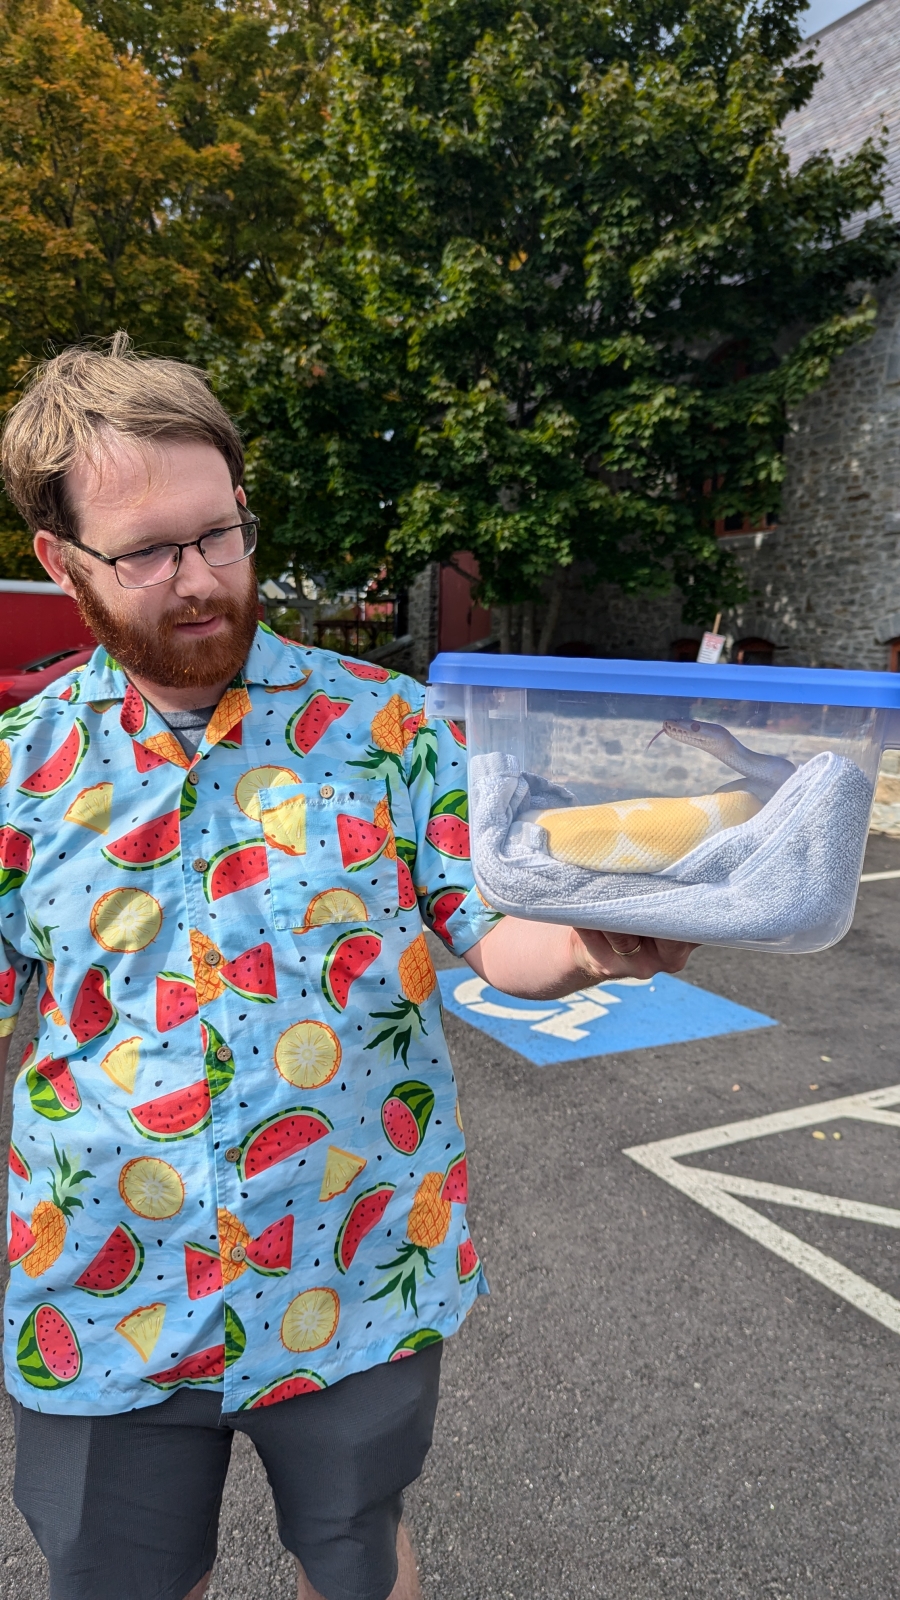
[258,779,400,932]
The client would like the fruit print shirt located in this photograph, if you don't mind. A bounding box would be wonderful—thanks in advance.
[0,626,495,1414]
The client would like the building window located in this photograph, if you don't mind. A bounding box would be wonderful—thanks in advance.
[734,636,776,666]
[669,638,702,662]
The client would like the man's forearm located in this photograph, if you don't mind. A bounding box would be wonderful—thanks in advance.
[464,915,694,999]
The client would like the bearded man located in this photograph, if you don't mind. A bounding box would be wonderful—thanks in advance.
[0,335,692,1600]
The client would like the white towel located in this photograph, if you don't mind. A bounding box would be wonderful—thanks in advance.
[468,750,873,951]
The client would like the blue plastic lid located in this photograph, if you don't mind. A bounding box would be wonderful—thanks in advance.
[429,652,900,710]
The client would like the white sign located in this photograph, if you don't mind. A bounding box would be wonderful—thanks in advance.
[696,631,725,664]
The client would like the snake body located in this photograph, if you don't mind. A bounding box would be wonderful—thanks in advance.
[537,720,796,875]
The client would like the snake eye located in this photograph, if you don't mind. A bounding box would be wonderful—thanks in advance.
[690,722,702,732]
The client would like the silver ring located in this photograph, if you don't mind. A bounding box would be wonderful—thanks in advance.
[608,936,642,957]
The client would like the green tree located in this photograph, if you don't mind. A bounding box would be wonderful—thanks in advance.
[0,0,249,397]
[231,0,897,645]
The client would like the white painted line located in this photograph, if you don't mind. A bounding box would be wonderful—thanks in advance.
[860,868,900,882]
[692,1172,900,1229]
[625,1082,900,1337]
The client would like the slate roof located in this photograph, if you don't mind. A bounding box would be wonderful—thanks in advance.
[783,0,900,214]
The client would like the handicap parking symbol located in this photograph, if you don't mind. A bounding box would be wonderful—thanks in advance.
[437,970,776,1066]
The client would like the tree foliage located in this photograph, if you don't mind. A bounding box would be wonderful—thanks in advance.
[227,0,897,628]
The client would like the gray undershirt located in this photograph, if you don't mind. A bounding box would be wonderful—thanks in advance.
[160,706,217,761]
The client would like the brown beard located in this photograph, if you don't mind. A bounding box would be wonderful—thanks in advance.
[67,556,260,689]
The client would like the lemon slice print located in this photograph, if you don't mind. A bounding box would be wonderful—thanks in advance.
[100,1035,141,1094]
[261,793,306,856]
[319,1145,367,1202]
[115,1302,166,1362]
[234,766,299,821]
[280,1288,340,1352]
[119,1157,184,1220]
[64,782,114,834]
[297,888,368,933]
[275,1020,342,1089]
[90,888,163,952]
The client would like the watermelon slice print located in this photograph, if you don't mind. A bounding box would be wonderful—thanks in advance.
[334,1183,395,1273]
[285,692,351,757]
[155,973,199,1032]
[184,1242,222,1300]
[389,1328,443,1360]
[70,966,117,1045]
[8,1212,37,1265]
[241,1369,326,1409]
[203,840,268,902]
[200,1020,235,1099]
[26,1055,82,1120]
[129,1079,211,1141]
[17,1303,82,1389]
[237,1106,332,1182]
[0,825,33,896]
[381,1080,435,1154]
[9,1142,31,1182]
[425,887,467,941]
[18,720,89,798]
[337,814,390,872]
[457,1237,480,1283]
[144,1306,246,1388]
[245,1214,294,1275]
[133,742,168,773]
[0,961,16,1007]
[220,942,277,1003]
[440,1153,468,1204]
[425,791,470,859]
[396,856,417,910]
[102,810,181,871]
[321,928,382,1012]
[120,684,148,737]
[74,1222,144,1296]
[339,659,394,682]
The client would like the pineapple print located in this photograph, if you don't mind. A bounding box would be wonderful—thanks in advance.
[190,929,226,1006]
[22,1143,93,1278]
[0,702,39,786]
[365,935,437,1068]
[350,695,434,796]
[368,1173,451,1315]
[371,696,416,757]
[373,795,397,860]
[28,916,65,1026]
[217,1207,251,1284]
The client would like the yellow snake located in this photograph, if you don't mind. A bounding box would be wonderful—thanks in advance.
[537,719,796,875]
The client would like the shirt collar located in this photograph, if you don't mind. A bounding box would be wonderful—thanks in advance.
[58,625,313,704]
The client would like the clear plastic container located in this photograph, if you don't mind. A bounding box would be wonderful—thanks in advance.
[425,655,900,953]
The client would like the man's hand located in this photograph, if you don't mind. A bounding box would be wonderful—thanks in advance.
[464,916,696,1000]
[567,927,695,986]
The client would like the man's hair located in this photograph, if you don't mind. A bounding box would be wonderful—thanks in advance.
[1,332,244,539]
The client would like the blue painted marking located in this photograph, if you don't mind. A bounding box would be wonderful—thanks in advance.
[438,969,776,1066]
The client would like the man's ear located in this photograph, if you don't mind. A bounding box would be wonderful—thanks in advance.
[33,531,78,598]
[235,485,247,509]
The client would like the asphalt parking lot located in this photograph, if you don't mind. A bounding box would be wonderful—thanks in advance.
[5,834,900,1598]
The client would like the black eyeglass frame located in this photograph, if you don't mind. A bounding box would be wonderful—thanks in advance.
[66,515,260,590]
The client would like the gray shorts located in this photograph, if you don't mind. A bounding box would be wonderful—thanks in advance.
[12,1342,442,1600]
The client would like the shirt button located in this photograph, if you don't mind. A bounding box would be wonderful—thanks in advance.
[192,857,209,872]
[229,1244,247,1263]
[319,784,335,799]
[215,1045,232,1062]
[204,950,222,967]
[224,1146,241,1164]
[187,770,200,786]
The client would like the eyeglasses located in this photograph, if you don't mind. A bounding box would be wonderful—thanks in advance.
[69,516,259,590]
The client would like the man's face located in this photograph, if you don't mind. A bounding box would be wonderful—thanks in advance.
[36,437,259,691]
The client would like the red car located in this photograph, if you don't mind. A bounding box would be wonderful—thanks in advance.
[0,647,95,714]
